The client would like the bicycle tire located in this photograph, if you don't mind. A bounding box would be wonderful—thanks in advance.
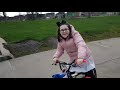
[74,73,85,78]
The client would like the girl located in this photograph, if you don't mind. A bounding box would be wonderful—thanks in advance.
[53,20,97,78]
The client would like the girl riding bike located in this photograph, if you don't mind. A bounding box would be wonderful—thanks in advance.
[52,20,97,78]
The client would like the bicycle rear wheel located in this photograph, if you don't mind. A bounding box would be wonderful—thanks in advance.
[74,73,85,78]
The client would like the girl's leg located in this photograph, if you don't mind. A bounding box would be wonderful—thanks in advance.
[85,68,97,78]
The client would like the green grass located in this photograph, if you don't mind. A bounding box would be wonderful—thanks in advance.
[0,16,120,43]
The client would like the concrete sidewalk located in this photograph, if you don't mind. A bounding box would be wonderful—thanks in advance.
[0,37,120,78]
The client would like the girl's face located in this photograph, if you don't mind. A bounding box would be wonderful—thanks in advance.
[60,25,70,38]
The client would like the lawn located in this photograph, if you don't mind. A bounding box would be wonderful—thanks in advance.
[0,16,120,44]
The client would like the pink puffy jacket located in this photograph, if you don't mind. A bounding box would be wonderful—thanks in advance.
[53,25,92,62]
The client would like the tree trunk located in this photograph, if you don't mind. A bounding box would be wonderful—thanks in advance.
[3,12,7,21]
[88,12,91,18]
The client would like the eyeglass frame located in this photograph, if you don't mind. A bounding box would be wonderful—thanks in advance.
[60,28,69,32]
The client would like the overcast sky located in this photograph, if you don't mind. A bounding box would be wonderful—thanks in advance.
[0,12,59,17]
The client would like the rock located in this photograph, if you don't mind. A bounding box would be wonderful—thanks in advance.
[46,37,58,48]
[6,40,43,57]
[0,37,58,58]
[0,37,14,62]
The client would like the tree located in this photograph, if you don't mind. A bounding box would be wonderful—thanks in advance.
[3,12,7,17]
[26,12,39,20]
[3,12,7,21]
[87,12,91,18]
[18,12,21,20]
[31,12,34,20]
[26,12,32,20]
[118,12,120,15]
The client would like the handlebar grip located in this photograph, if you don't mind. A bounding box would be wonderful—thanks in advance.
[56,60,59,63]
[83,60,87,62]
[52,60,59,65]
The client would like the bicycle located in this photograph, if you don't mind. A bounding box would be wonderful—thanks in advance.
[52,59,91,78]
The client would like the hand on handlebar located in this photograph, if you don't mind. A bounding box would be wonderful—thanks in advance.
[75,59,86,65]
[52,57,59,65]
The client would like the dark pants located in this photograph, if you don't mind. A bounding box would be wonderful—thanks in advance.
[85,68,97,78]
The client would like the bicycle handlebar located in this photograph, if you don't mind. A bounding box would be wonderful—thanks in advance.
[52,59,87,78]
[52,59,87,66]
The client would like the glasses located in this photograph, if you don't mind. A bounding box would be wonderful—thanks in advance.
[60,28,69,32]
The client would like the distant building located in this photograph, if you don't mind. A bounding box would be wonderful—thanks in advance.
[55,12,65,19]
[67,12,76,18]
[35,14,46,19]
[75,12,82,17]
[106,12,118,16]
[67,12,107,18]
[0,16,4,21]
[45,13,55,19]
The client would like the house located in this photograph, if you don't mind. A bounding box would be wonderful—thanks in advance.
[75,12,82,17]
[66,12,76,18]
[106,12,118,16]
[0,16,4,21]
[72,12,103,17]
[13,15,26,21]
[66,12,90,18]
[35,14,46,19]
[55,12,65,19]
[45,13,55,19]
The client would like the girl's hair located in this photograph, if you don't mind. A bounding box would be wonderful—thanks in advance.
[57,23,73,42]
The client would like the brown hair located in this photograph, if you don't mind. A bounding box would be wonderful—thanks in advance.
[57,24,73,42]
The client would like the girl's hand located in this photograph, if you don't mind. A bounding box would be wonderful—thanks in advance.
[75,59,84,65]
[53,57,59,64]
